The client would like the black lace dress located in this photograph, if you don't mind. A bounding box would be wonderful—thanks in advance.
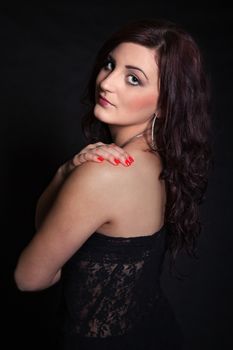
[56,224,184,349]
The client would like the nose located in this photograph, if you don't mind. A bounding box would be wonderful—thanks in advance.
[99,70,117,92]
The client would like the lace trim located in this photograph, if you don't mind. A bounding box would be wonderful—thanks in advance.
[61,225,167,338]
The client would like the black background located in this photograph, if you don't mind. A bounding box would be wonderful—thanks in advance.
[1,1,232,349]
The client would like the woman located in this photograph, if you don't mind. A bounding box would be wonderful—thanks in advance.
[14,19,212,349]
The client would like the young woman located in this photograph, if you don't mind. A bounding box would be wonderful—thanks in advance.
[14,19,212,349]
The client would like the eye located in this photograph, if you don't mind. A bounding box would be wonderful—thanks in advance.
[127,75,140,86]
[103,59,114,71]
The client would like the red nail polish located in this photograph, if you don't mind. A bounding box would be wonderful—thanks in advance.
[128,156,134,163]
[125,159,131,166]
[97,156,104,161]
[114,158,120,164]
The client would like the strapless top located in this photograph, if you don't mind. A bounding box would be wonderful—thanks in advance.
[57,224,183,349]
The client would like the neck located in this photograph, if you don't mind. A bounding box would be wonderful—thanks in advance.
[119,131,146,148]
[109,124,151,148]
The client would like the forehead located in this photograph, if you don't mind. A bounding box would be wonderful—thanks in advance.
[110,42,158,76]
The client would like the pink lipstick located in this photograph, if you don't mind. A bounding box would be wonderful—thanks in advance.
[98,95,113,107]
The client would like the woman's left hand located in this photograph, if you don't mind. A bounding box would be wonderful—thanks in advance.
[60,142,134,179]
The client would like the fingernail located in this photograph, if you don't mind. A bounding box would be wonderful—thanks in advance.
[97,156,104,161]
[128,156,134,163]
[125,159,131,166]
[114,158,120,164]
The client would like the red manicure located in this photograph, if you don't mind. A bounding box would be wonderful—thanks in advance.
[97,156,104,161]
[128,156,134,163]
[114,158,120,164]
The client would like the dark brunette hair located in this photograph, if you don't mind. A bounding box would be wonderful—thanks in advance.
[81,19,213,274]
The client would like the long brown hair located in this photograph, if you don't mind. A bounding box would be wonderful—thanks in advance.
[81,19,213,274]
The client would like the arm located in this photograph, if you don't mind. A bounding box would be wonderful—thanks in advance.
[35,167,66,230]
[35,143,133,230]
[14,161,117,291]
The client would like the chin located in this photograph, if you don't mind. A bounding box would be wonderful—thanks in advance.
[94,105,111,124]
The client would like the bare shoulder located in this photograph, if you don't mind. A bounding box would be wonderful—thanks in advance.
[66,147,163,196]
[123,144,163,175]
[61,160,132,202]
[69,159,125,185]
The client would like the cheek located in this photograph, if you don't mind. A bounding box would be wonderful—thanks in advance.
[127,94,157,112]
[96,70,105,86]
[95,73,101,87]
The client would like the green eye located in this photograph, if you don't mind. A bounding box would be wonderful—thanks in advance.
[127,75,140,86]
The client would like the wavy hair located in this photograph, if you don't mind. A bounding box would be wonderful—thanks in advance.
[80,19,213,274]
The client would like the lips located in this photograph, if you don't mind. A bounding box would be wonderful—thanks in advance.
[99,94,114,106]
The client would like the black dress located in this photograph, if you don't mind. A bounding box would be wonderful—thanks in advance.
[56,224,184,349]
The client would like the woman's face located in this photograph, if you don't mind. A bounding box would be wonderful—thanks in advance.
[94,42,159,127]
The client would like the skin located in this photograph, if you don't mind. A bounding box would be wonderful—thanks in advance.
[14,43,166,291]
[94,42,159,146]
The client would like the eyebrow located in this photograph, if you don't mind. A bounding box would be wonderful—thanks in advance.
[125,65,148,80]
[108,54,148,80]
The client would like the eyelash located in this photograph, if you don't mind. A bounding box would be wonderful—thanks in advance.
[102,59,141,86]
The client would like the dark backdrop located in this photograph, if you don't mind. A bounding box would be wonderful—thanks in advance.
[1,1,232,349]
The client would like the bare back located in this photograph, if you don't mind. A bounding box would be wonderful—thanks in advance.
[96,143,166,238]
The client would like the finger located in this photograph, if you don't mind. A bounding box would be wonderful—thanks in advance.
[106,144,135,166]
[94,146,134,166]
[76,151,105,165]
[71,153,82,166]
[86,142,106,150]
[72,143,106,163]
[84,142,126,159]
[110,143,134,160]
[71,151,96,166]
[74,152,90,165]
[94,142,106,147]
[73,143,135,167]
